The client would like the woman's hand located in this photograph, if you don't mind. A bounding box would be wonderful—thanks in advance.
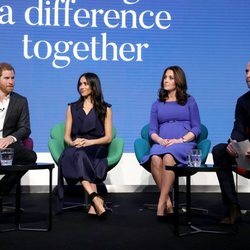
[72,138,93,148]
[164,138,183,146]
[157,137,168,146]
[158,138,182,147]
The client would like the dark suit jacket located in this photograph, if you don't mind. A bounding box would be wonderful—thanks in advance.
[231,91,250,141]
[2,92,31,142]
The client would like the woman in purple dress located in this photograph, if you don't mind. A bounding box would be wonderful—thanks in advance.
[59,72,112,218]
[141,66,201,219]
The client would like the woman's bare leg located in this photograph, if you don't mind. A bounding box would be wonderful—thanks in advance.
[87,184,98,215]
[81,180,105,216]
[157,154,176,215]
[151,155,163,189]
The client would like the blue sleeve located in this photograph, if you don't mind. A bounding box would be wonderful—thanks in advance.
[188,96,201,138]
[149,101,159,136]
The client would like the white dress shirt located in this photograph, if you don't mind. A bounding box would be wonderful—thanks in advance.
[0,95,10,138]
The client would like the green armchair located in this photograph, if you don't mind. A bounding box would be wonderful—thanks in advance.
[48,122,124,213]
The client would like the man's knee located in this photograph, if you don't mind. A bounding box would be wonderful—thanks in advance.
[212,143,227,159]
[20,150,37,163]
[28,151,37,163]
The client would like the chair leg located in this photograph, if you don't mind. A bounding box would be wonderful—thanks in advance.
[0,197,24,214]
[142,189,208,214]
[172,188,208,214]
[0,196,2,218]
[63,191,89,211]
[235,173,250,215]
[61,183,112,213]
[178,204,208,214]
[63,202,87,211]
[143,203,157,210]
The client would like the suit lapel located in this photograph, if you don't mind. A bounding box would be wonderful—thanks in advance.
[4,93,16,126]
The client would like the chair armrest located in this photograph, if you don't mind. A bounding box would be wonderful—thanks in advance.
[197,139,211,164]
[134,138,151,163]
[48,139,64,164]
[107,137,124,170]
[234,167,250,178]
[22,137,34,150]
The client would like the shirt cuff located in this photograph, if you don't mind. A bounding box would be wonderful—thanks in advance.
[11,136,17,142]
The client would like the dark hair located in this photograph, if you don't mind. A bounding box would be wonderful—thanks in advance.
[158,65,188,105]
[77,72,107,122]
[0,62,15,76]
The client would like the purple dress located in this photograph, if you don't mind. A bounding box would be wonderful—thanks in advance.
[141,96,201,167]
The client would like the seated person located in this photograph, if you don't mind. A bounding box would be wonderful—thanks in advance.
[0,62,37,197]
[58,72,112,218]
[212,61,250,225]
[141,65,201,220]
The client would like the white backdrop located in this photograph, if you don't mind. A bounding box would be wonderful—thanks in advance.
[19,153,250,193]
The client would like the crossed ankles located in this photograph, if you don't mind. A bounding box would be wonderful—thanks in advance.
[89,192,106,218]
[157,203,174,222]
[88,205,97,217]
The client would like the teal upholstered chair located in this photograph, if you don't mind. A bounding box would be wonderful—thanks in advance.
[134,123,211,212]
[134,123,211,169]
[48,122,124,213]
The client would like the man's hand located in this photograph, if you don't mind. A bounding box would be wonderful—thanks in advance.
[246,151,250,159]
[226,142,238,157]
[0,136,14,149]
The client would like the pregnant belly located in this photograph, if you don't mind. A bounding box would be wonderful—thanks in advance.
[159,121,189,139]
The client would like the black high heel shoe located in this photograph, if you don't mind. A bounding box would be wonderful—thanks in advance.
[156,214,174,223]
[89,192,106,218]
[87,204,98,218]
[157,205,174,223]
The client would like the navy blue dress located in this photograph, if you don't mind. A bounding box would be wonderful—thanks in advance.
[56,101,110,213]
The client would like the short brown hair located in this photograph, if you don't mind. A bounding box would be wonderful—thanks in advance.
[0,63,15,76]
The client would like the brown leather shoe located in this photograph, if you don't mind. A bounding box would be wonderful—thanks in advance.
[220,216,231,224]
[220,204,241,225]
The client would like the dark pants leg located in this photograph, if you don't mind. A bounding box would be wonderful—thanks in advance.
[212,143,238,206]
[0,143,37,195]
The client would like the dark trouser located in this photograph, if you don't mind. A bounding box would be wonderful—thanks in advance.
[0,143,37,195]
[212,143,238,206]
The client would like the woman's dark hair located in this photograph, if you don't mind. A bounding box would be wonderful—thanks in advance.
[158,66,188,105]
[77,72,107,122]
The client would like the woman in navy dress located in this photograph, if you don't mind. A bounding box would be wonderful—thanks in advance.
[59,72,112,217]
[141,66,201,219]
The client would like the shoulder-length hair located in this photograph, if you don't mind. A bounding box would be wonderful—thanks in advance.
[77,72,107,122]
[158,65,188,105]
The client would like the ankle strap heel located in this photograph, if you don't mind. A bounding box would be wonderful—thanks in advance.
[89,192,106,218]
[89,192,98,203]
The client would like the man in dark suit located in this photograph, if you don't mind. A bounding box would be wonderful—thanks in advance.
[0,62,37,196]
[212,61,250,225]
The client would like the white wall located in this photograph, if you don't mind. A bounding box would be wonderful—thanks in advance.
[16,152,250,193]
